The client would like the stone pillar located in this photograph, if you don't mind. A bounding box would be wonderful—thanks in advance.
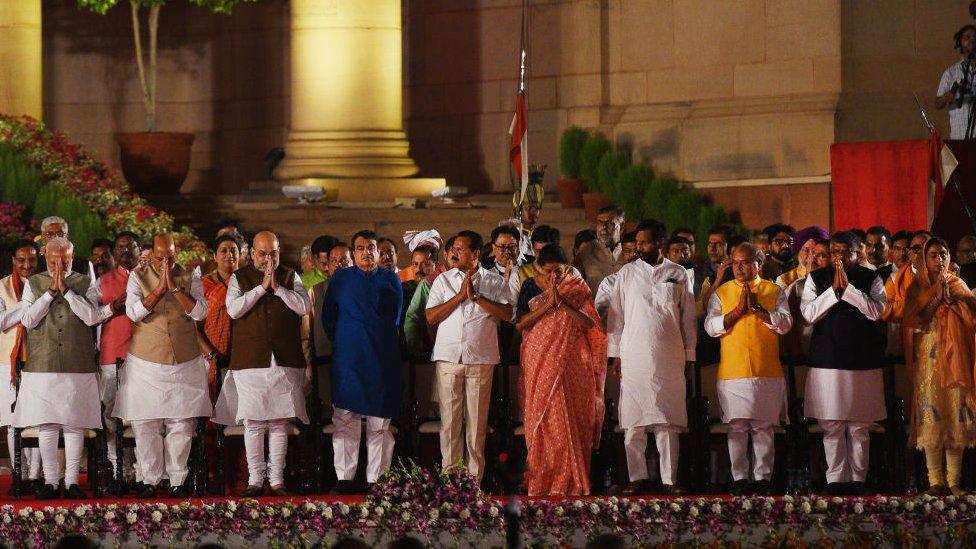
[0,0,42,119]
[274,0,431,193]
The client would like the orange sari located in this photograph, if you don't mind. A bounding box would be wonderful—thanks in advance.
[519,275,607,496]
[201,271,232,400]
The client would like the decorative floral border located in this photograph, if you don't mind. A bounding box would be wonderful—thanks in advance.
[2,494,976,547]
[0,114,208,265]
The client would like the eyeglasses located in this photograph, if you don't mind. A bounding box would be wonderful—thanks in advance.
[493,243,518,252]
[43,230,66,239]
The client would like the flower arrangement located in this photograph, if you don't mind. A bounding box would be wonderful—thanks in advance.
[2,480,976,547]
[0,202,34,247]
[0,114,208,265]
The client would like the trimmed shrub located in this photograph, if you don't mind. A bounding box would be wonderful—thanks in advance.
[612,164,653,221]
[599,150,633,206]
[558,126,590,179]
[579,135,612,193]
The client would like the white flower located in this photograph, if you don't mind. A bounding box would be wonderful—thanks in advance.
[711,504,722,515]
[227,501,237,512]
[801,502,811,514]
[853,503,864,514]
[323,507,334,520]
[905,501,915,512]
[651,503,660,513]
[488,506,499,518]
[555,506,564,516]
[459,509,470,520]
[689,506,699,518]
[876,496,888,504]
[588,503,600,514]
[816,499,828,510]
[304,502,317,512]
[935,500,946,511]
[784,503,794,514]
[966,494,976,505]
[947,495,957,503]
[360,506,369,518]
[961,504,968,513]
[695,498,706,506]
[889,499,900,508]
[18,508,30,518]
[104,511,116,521]
[224,512,233,518]
[54,514,65,525]
[33,511,43,521]
[573,500,584,509]
[265,506,277,516]
[126,512,137,524]
[670,502,680,512]
[763,501,772,511]
[249,509,259,520]
[949,509,958,520]
[375,506,385,517]
[783,495,794,503]
[428,509,439,521]
[156,503,167,511]
[151,511,162,523]
[831,497,843,504]
[401,511,411,521]
[74,507,87,517]
[442,502,452,511]
[741,500,752,511]
[340,504,350,515]
[281,507,291,518]
[628,505,640,515]
[923,503,932,514]
[2,514,10,525]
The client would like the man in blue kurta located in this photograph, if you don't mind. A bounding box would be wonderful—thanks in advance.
[323,229,403,494]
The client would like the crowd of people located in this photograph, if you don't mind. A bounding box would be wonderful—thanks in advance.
[2,181,976,501]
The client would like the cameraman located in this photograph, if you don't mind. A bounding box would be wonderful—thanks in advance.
[936,24,976,139]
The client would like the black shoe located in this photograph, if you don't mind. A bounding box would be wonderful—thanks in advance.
[731,479,752,496]
[34,483,58,500]
[135,483,156,499]
[621,479,652,496]
[824,482,849,496]
[663,484,688,497]
[752,479,773,496]
[64,484,87,499]
[169,483,190,499]
[848,481,869,496]
[328,480,355,496]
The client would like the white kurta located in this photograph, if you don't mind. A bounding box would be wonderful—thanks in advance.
[799,274,888,422]
[11,274,103,429]
[213,272,311,425]
[703,281,792,424]
[114,268,212,421]
[0,289,26,427]
[607,258,696,429]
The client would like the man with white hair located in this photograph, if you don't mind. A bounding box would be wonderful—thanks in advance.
[11,238,104,499]
[114,233,212,499]
[38,216,95,279]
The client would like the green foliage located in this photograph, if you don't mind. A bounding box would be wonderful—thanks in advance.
[579,135,612,193]
[558,126,590,180]
[0,143,42,208]
[611,164,652,221]
[33,186,106,255]
[640,176,680,223]
[664,188,705,237]
[76,0,256,15]
[598,150,632,205]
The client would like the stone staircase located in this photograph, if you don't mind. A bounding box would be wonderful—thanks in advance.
[145,193,591,263]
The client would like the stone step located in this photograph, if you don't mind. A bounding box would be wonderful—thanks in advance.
[146,193,591,265]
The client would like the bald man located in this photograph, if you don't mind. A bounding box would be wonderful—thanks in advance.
[12,238,104,499]
[114,233,212,499]
[214,231,311,496]
[704,243,792,494]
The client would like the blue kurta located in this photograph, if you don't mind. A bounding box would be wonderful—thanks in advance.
[324,266,403,419]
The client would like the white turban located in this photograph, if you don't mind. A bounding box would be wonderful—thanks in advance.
[402,229,443,252]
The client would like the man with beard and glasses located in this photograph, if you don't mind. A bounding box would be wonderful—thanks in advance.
[607,219,696,496]
[575,206,624,295]
[801,231,887,496]
[0,240,41,492]
[760,224,796,282]
[95,231,141,482]
[324,230,402,494]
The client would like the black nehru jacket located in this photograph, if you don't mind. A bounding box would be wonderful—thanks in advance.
[807,265,885,371]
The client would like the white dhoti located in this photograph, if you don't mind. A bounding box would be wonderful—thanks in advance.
[12,371,101,487]
[332,407,394,483]
[805,367,885,483]
[619,357,687,485]
[113,354,213,487]
[1,380,40,480]
[213,359,308,487]
[718,377,786,481]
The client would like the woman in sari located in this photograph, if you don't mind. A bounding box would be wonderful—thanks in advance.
[516,244,607,496]
[197,232,243,400]
[903,237,976,497]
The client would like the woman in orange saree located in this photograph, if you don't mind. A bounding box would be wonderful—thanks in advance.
[516,244,607,496]
[198,233,244,400]
[903,237,976,497]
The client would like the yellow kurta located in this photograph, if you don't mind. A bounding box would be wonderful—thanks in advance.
[715,279,784,380]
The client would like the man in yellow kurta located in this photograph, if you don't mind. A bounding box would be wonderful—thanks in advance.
[705,243,792,494]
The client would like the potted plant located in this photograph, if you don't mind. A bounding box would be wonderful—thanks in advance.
[598,149,631,206]
[77,0,256,195]
[579,134,612,221]
[556,126,589,208]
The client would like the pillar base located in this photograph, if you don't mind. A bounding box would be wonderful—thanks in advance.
[273,130,420,179]
[251,177,446,202]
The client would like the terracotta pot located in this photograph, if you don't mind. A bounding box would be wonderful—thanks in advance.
[582,191,608,222]
[116,132,194,195]
[556,178,585,208]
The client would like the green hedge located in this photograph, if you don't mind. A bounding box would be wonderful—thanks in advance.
[558,126,590,179]
[0,142,42,208]
[579,135,612,193]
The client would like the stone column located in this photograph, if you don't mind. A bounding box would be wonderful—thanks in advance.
[274,0,426,189]
[0,0,42,119]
